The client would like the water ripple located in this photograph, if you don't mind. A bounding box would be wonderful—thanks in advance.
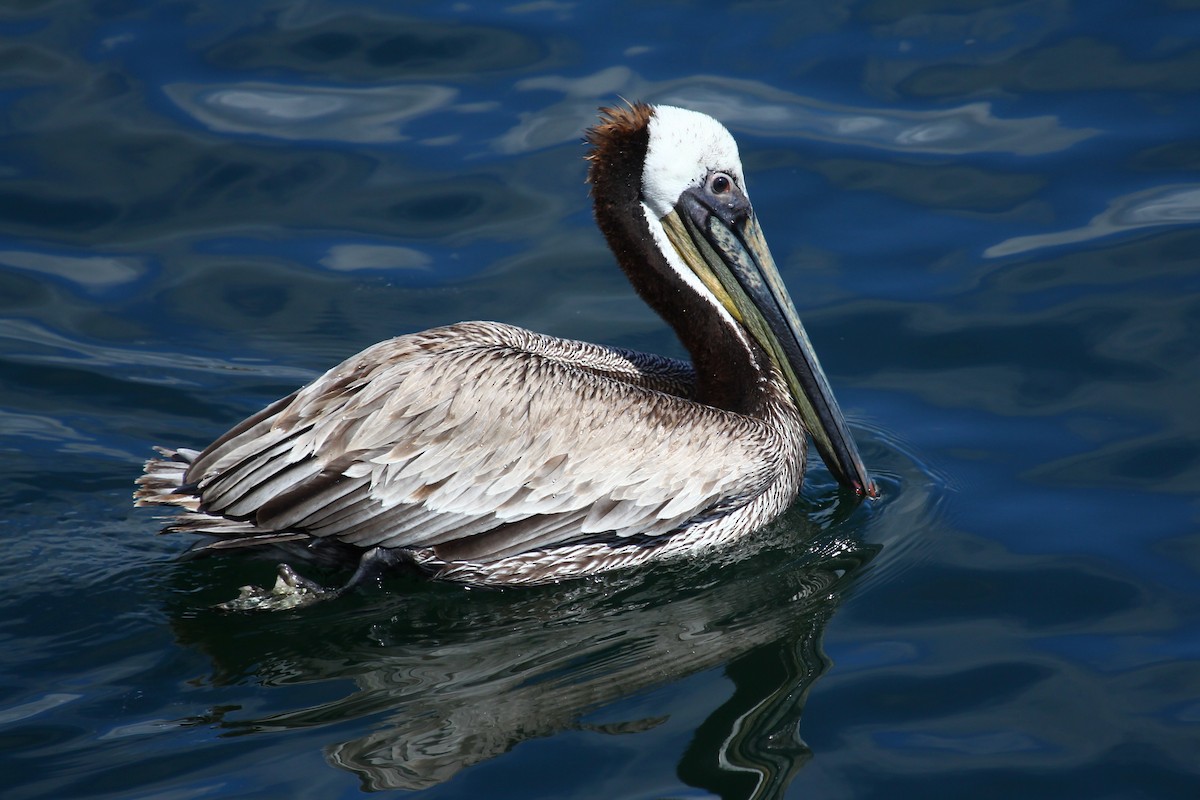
[0,318,314,384]
[163,82,464,143]
[500,67,1097,156]
[986,183,1200,257]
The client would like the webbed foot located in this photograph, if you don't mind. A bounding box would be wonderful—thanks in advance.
[218,563,337,611]
[215,548,410,611]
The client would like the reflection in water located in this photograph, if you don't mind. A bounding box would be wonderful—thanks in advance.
[199,10,549,81]
[985,183,1200,257]
[319,243,432,272]
[0,317,314,386]
[171,522,878,796]
[499,67,1095,156]
[163,82,464,143]
[0,250,145,290]
[897,34,1200,97]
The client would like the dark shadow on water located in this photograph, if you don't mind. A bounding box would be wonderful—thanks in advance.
[164,501,879,798]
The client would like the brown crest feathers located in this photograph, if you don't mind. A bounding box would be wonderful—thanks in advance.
[585,101,654,190]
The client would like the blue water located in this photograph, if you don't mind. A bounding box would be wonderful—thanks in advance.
[2,1,1199,797]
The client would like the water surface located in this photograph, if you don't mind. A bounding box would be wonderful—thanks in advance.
[2,1,1198,798]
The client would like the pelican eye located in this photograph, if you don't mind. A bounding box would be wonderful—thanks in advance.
[710,174,732,194]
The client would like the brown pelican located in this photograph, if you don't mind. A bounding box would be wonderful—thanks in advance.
[136,103,874,604]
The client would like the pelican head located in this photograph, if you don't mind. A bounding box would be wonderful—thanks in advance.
[588,103,875,498]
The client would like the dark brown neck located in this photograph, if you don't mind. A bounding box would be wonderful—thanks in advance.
[588,123,772,416]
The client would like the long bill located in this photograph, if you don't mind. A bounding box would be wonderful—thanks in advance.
[661,201,877,499]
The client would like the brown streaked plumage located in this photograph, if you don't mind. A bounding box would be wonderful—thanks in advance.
[136,102,872,606]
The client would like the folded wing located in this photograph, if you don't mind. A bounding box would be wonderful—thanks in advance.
[161,322,780,563]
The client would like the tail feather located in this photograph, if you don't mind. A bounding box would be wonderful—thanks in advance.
[135,446,314,549]
[134,447,201,511]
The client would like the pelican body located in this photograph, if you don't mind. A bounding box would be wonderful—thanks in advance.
[136,103,873,600]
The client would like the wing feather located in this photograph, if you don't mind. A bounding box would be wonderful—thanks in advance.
[175,322,782,562]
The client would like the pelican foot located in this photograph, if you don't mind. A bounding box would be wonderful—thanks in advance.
[218,563,337,611]
[216,548,410,611]
[341,546,410,590]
